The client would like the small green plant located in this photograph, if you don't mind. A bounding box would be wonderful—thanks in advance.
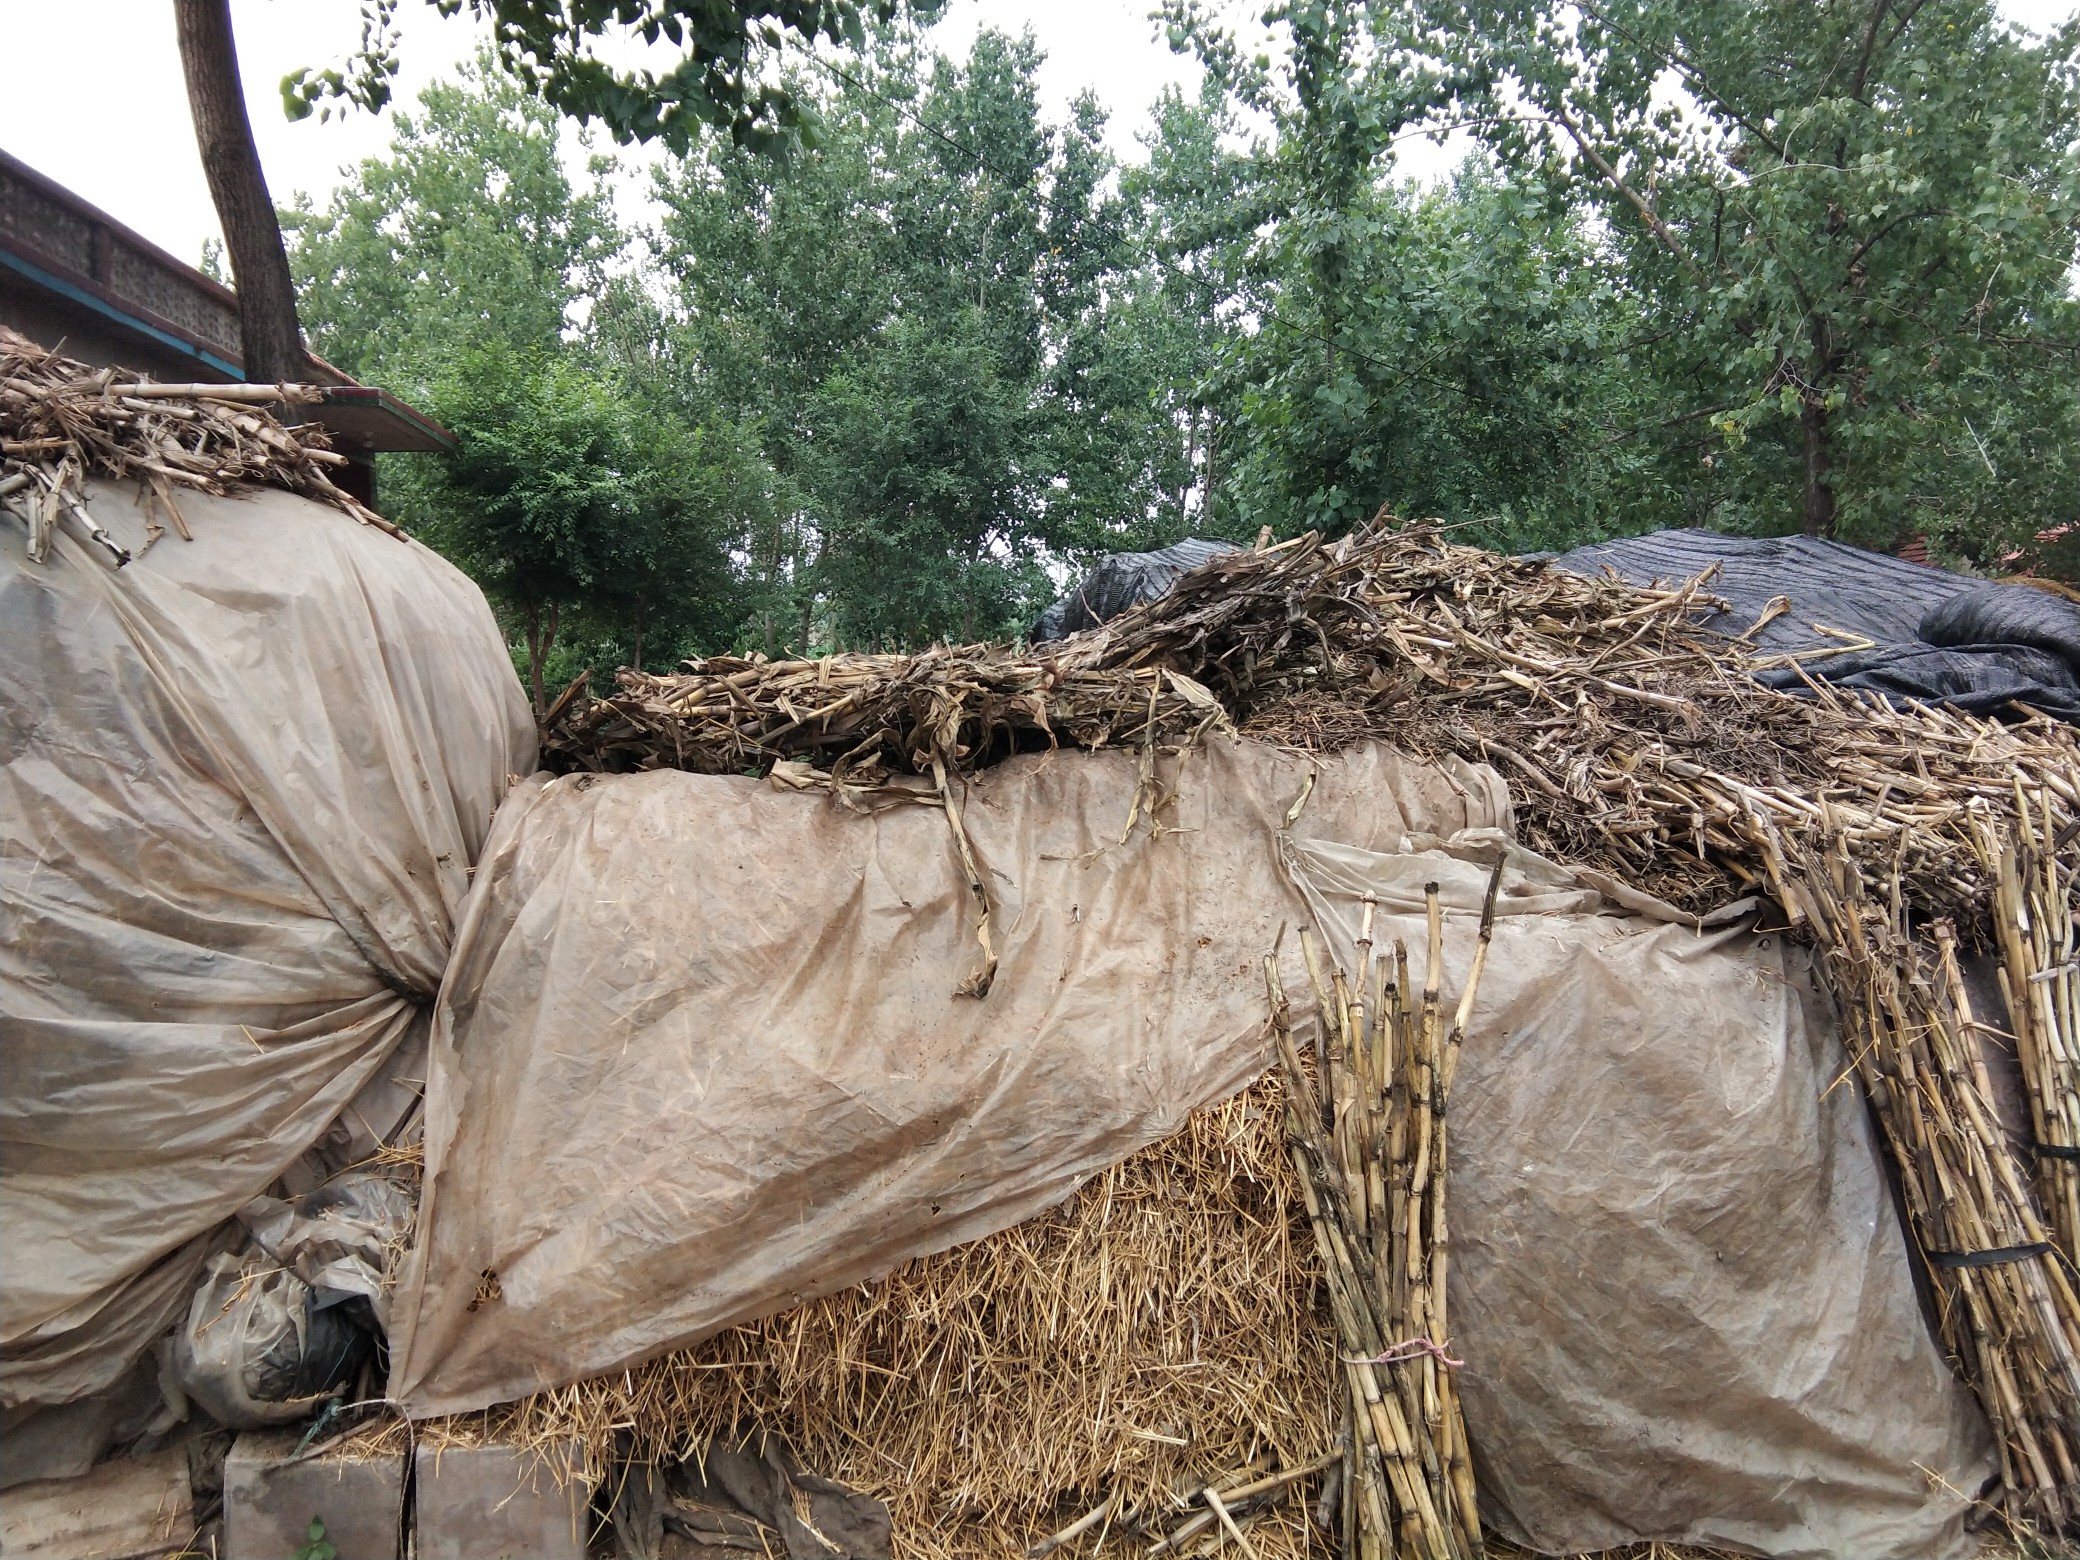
[290,1516,338,1560]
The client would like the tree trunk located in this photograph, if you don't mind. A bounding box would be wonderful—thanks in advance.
[1182,408,1199,524]
[1800,395,1837,538]
[523,599,559,718]
[174,0,310,386]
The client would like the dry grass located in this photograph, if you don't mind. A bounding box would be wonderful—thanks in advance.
[352,1076,1337,1559]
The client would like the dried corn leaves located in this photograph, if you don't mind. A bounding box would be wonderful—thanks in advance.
[547,517,2080,1539]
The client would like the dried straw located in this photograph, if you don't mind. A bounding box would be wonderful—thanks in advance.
[0,326,402,557]
[357,1078,1338,1559]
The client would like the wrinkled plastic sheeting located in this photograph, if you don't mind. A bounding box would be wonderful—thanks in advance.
[1286,832,1995,1559]
[1030,538,1239,642]
[388,737,1988,1559]
[1922,582,2080,666]
[1551,528,2080,719]
[240,1171,415,1329]
[386,737,1508,1412]
[1,479,535,1409]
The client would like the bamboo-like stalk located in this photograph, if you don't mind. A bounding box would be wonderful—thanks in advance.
[1984,797,2080,1271]
[1794,830,2080,1531]
[1268,860,1502,1559]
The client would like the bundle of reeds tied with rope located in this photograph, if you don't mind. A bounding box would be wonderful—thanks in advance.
[1267,874,1502,1560]
[543,516,2080,1541]
[0,326,399,559]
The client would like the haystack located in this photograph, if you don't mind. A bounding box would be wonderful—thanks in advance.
[540,526,2080,1546]
[10,326,2076,1555]
[359,1078,1333,1559]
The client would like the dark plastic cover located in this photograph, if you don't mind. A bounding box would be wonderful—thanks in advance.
[1551,529,2080,721]
[1031,538,1240,643]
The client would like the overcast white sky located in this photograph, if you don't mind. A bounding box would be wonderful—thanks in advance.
[2,0,2074,268]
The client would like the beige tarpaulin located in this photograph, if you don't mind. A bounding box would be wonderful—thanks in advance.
[387,738,1503,1411]
[1,479,534,1410]
[388,736,1990,1557]
[1285,831,1996,1559]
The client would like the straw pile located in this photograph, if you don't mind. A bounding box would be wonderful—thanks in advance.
[0,326,399,559]
[353,1077,1337,1559]
[548,525,2070,928]
[544,516,2080,1541]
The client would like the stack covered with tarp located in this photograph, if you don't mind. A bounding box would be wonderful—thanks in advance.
[512,533,2077,1555]
[387,740,1999,1559]
[0,328,534,1480]
[9,324,2080,1560]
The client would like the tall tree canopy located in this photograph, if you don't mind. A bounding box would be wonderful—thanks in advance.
[288,57,763,697]
[1395,0,2080,554]
[643,28,1215,649]
[287,3,2079,674]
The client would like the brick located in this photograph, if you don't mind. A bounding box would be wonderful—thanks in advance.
[222,1429,401,1560]
[412,1441,588,1560]
[0,1447,193,1559]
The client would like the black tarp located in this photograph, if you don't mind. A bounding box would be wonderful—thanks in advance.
[1030,538,1239,642]
[1031,528,2080,722]
[1550,530,2080,721]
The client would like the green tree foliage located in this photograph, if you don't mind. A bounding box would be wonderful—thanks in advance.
[285,59,619,388]
[1395,0,2080,557]
[288,6,2079,675]
[1158,0,1673,549]
[287,57,758,688]
[283,0,934,152]
[407,344,745,712]
[647,28,1213,648]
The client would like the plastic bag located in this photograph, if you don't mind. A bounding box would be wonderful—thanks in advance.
[239,1172,415,1331]
[1030,538,1238,641]
[170,1253,372,1429]
[1551,528,2080,720]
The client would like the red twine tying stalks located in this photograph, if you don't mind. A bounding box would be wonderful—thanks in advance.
[1342,1337,1464,1369]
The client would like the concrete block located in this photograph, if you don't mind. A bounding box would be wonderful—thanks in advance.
[0,1447,194,1558]
[223,1429,401,1560]
[413,1441,588,1560]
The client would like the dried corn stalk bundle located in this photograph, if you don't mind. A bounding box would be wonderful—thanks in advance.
[1793,831,2080,1531]
[548,519,2078,932]
[0,326,399,555]
[1986,799,2080,1269]
[542,649,1232,791]
[1178,531,2077,930]
[1267,871,1501,1560]
[354,1077,1338,1560]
